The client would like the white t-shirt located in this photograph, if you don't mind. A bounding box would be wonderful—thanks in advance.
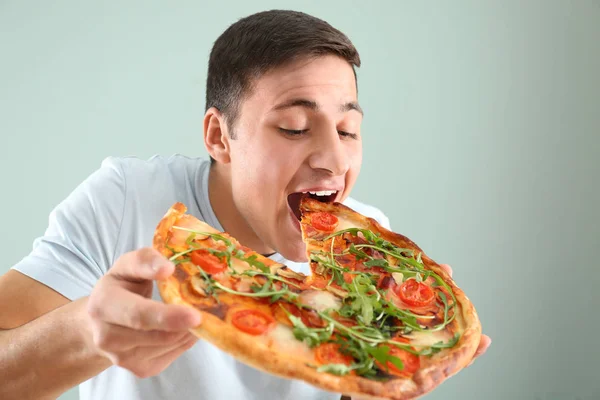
[12,154,391,400]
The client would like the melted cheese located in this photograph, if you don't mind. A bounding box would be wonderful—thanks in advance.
[299,290,342,312]
[230,256,252,274]
[335,214,364,232]
[169,215,212,250]
[228,252,285,275]
[266,324,313,360]
[404,329,453,348]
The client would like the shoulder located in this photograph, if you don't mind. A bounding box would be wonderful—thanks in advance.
[103,154,208,179]
[64,154,210,232]
[341,196,391,230]
[99,152,211,217]
[100,154,209,196]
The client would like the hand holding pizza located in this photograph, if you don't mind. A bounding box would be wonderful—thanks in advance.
[86,248,202,378]
[436,264,492,366]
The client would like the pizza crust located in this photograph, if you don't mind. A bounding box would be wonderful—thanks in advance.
[154,201,482,400]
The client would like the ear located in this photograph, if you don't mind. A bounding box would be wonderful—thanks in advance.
[203,107,231,164]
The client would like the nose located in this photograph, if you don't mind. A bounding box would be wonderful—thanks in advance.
[307,126,350,176]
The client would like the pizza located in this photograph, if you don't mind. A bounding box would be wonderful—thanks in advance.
[153,197,481,400]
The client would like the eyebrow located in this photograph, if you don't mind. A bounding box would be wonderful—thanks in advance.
[271,98,363,115]
[341,101,363,115]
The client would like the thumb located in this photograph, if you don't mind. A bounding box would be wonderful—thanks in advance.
[438,263,453,278]
[110,248,176,282]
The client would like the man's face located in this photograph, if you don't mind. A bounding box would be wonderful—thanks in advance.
[224,55,363,262]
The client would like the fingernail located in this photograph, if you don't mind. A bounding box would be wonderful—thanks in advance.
[152,259,163,271]
[152,258,173,271]
[188,311,202,326]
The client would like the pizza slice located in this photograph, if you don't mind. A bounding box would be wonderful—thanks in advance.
[297,198,481,389]
[153,200,482,400]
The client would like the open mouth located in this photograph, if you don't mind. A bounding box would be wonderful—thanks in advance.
[287,190,338,221]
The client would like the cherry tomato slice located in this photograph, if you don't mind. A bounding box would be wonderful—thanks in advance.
[190,249,227,275]
[231,309,275,335]
[375,343,420,377]
[394,279,435,308]
[311,212,339,232]
[314,342,354,366]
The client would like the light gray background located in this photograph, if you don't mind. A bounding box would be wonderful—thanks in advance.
[1,1,599,399]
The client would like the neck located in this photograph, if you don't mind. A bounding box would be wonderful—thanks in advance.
[207,163,274,255]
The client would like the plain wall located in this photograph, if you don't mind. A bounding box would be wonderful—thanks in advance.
[1,1,599,399]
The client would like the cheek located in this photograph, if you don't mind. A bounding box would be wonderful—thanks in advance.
[344,143,363,189]
[230,135,298,198]
[350,145,362,167]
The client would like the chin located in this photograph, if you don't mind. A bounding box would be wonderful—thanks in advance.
[286,252,309,263]
[276,242,308,263]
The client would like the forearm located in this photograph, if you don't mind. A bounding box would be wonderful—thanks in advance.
[0,297,111,400]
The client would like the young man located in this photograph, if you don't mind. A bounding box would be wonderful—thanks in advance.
[0,9,489,400]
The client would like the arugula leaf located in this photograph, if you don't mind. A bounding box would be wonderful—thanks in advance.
[334,275,379,325]
[436,290,453,331]
[319,314,386,344]
[184,232,197,246]
[309,253,349,286]
[338,304,355,318]
[366,345,404,373]
[212,281,293,299]
[416,333,461,356]
[238,253,269,273]
[240,269,302,289]
[171,226,233,248]
[172,256,190,265]
[364,258,387,268]
[348,244,369,260]
[377,297,423,330]
[288,315,333,347]
[269,284,287,303]
[336,339,378,378]
[193,266,219,301]
[250,280,271,294]
[346,276,381,325]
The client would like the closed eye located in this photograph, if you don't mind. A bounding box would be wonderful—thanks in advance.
[279,128,358,140]
[279,128,308,136]
[339,131,358,140]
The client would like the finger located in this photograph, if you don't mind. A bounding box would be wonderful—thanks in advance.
[111,248,175,282]
[91,320,191,352]
[467,334,492,367]
[120,336,198,378]
[147,332,198,360]
[474,334,492,358]
[108,332,197,373]
[140,334,198,377]
[439,263,453,277]
[88,285,202,332]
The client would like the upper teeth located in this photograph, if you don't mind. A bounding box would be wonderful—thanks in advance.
[306,190,337,196]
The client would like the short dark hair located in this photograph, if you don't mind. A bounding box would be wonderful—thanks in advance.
[205,10,361,163]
